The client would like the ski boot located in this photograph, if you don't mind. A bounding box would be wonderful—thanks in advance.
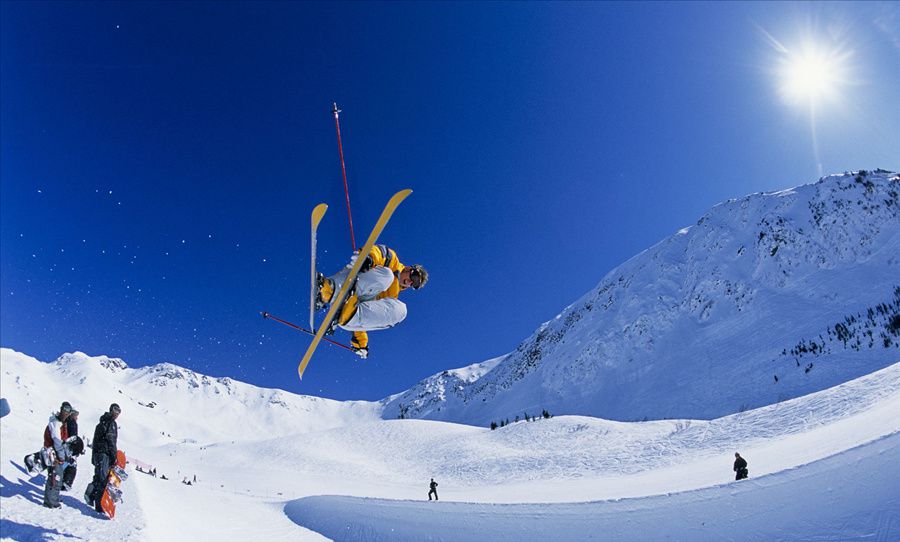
[315,273,334,310]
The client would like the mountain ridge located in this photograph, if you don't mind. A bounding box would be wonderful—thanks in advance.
[381,170,900,425]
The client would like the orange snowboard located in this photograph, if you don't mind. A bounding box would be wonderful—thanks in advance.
[99,450,127,519]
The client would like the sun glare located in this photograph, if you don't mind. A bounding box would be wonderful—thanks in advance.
[778,43,849,106]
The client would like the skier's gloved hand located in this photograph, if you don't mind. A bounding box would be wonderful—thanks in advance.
[347,250,360,267]
[352,346,368,359]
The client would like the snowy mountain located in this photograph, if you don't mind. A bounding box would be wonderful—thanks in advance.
[2,348,898,540]
[3,170,900,541]
[382,170,900,425]
[2,350,380,448]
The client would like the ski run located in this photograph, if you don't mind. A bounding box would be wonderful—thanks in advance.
[1,348,898,541]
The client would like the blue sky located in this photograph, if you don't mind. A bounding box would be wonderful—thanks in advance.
[2,1,898,400]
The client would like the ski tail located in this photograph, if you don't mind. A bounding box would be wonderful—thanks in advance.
[298,189,412,380]
[310,203,328,328]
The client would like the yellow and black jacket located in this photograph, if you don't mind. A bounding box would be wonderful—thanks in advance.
[352,244,405,349]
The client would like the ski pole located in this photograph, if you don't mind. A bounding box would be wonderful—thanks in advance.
[333,103,357,252]
[261,311,355,351]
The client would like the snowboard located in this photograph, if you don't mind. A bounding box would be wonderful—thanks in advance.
[98,450,127,519]
[298,188,412,379]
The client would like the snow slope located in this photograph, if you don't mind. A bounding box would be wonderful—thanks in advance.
[383,170,900,425]
[2,349,899,541]
[286,435,900,542]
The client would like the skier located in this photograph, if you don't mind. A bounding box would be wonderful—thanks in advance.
[40,401,72,508]
[317,244,428,358]
[62,409,80,491]
[85,403,121,514]
[733,452,749,480]
[428,478,439,501]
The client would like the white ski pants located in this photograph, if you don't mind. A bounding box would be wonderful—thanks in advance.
[328,266,407,332]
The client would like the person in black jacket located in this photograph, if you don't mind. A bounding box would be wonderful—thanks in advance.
[428,478,439,501]
[85,403,120,514]
[61,410,80,491]
[733,452,749,480]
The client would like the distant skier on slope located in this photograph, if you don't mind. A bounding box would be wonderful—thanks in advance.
[316,244,428,359]
[733,452,749,480]
[428,478,439,501]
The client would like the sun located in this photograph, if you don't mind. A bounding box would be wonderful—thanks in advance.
[777,42,850,107]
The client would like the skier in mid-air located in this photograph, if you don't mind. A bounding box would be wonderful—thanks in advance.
[316,244,428,359]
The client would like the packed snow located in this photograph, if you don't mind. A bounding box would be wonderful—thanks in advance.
[384,171,900,426]
[1,348,898,541]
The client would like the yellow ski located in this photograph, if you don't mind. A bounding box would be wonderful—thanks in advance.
[309,203,328,329]
[298,189,412,379]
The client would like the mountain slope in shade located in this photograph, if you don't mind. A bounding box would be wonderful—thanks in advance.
[382,170,900,425]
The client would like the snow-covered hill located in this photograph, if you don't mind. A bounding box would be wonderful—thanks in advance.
[2,349,898,540]
[3,170,900,540]
[0,349,380,458]
[383,170,900,425]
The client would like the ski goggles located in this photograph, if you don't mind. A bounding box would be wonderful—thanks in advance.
[409,266,424,289]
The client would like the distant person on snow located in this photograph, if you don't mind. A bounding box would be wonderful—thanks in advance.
[86,403,121,514]
[428,478,439,501]
[316,244,428,359]
[733,452,748,480]
[62,409,80,491]
[37,401,72,508]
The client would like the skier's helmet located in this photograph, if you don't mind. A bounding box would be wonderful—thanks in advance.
[409,265,429,289]
[59,402,72,414]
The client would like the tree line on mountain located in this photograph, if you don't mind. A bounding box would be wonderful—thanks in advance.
[774,286,900,382]
[490,409,552,430]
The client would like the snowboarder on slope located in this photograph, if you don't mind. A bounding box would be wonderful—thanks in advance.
[733,452,748,480]
[62,409,80,491]
[86,403,120,514]
[41,401,72,508]
[317,244,428,359]
[428,478,439,501]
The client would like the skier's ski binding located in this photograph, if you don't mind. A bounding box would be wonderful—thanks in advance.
[315,273,334,310]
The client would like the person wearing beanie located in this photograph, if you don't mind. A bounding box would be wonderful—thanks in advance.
[85,403,121,515]
[41,401,72,508]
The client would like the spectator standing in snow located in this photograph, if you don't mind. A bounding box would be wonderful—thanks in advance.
[42,401,72,508]
[86,403,120,514]
[428,478,439,501]
[734,452,749,480]
[62,409,80,490]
